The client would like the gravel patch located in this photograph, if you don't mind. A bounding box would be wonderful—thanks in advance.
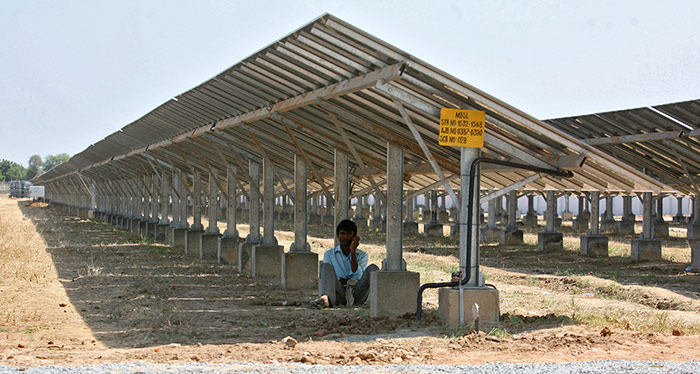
[0,361,698,373]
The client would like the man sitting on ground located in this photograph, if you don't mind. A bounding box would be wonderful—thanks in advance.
[313,219,379,308]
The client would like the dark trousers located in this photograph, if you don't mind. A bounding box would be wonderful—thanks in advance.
[319,263,379,306]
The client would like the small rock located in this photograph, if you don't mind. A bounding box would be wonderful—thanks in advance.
[672,329,683,336]
[485,336,501,343]
[196,342,202,347]
[600,327,612,337]
[281,336,297,349]
[58,303,67,307]
[17,344,25,349]
[391,356,403,364]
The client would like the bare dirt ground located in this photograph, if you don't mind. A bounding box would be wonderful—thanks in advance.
[0,196,699,367]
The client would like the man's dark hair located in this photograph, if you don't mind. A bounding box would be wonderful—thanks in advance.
[336,219,357,237]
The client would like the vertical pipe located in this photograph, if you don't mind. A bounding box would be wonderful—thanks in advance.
[507,190,517,230]
[459,147,480,286]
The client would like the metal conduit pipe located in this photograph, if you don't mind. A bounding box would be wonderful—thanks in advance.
[417,158,574,322]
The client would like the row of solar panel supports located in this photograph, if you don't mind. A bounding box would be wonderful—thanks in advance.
[39,152,700,328]
[42,144,493,325]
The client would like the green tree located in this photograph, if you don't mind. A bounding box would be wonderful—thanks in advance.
[43,153,70,172]
[0,159,26,181]
[25,154,44,180]
[6,163,26,181]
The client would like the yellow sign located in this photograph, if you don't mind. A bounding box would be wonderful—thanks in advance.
[438,108,485,148]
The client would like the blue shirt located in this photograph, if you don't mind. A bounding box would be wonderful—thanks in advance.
[323,245,368,281]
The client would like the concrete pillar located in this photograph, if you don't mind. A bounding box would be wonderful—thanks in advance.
[500,189,523,245]
[199,170,220,260]
[404,190,419,234]
[689,196,700,240]
[370,143,418,318]
[632,192,661,261]
[602,194,618,234]
[589,191,601,235]
[539,190,562,252]
[219,164,240,265]
[88,182,96,219]
[481,193,499,242]
[580,190,608,257]
[191,169,203,231]
[523,194,538,228]
[282,155,318,289]
[261,157,277,246]
[561,194,574,220]
[673,196,686,223]
[654,195,669,238]
[619,195,635,235]
[171,171,180,228]
[573,194,588,232]
[178,171,188,229]
[334,150,349,247]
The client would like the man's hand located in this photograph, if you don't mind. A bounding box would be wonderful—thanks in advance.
[350,236,360,253]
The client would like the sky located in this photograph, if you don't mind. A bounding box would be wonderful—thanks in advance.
[1,0,699,167]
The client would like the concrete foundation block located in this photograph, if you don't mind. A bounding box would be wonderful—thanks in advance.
[281,252,318,289]
[554,217,562,229]
[672,215,687,224]
[200,233,220,260]
[251,244,284,278]
[424,223,444,238]
[155,224,168,242]
[499,229,523,246]
[369,270,419,318]
[602,219,619,234]
[687,224,700,241]
[537,232,563,252]
[173,228,188,252]
[580,235,609,257]
[618,221,635,235]
[572,218,589,233]
[238,242,256,274]
[219,236,241,265]
[139,220,149,237]
[185,229,204,257]
[403,221,419,235]
[130,219,141,234]
[322,215,334,225]
[631,239,662,262]
[690,241,700,272]
[523,214,538,228]
[561,211,574,220]
[369,218,385,232]
[438,211,449,223]
[481,228,500,243]
[653,222,669,238]
[308,214,322,225]
[438,287,500,329]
